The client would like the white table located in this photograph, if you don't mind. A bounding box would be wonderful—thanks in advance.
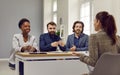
[15,51,89,75]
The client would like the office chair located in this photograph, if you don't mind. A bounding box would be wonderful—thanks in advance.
[90,53,120,75]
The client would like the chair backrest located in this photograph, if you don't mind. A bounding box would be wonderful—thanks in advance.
[91,53,120,75]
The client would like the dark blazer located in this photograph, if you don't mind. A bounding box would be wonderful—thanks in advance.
[39,33,66,52]
[66,33,88,51]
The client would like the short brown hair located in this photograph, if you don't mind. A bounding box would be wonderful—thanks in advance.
[47,21,56,28]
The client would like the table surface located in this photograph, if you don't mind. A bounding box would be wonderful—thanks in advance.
[16,52,76,57]
[16,51,88,57]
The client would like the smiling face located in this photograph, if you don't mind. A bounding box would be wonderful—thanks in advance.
[74,23,83,34]
[20,22,31,34]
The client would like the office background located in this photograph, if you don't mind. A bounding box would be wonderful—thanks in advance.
[0,0,43,58]
[0,0,120,58]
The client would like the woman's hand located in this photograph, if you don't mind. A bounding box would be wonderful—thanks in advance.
[72,52,81,56]
[21,46,36,52]
[27,46,36,52]
[21,46,28,52]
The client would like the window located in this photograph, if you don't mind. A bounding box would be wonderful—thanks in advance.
[80,0,92,35]
[52,0,57,24]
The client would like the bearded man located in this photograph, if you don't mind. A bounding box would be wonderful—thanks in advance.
[66,21,88,51]
[39,22,66,52]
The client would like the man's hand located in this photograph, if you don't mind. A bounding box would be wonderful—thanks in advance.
[70,45,76,51]
[51,42,59,47]
[58,40,65,47]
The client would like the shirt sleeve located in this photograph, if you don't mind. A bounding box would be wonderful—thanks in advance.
[32,36,39,52]
[57,36,66,51]
[12,35,22,51]
[59,45,66,51]
[79,34,99,67]
[39,34,53,52]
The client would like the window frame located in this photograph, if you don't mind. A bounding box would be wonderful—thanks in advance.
[80,0,93,35]
[52,0,57,24]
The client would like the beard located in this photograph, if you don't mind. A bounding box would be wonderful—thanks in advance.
[75,29,81,34]
[49,31,56,35]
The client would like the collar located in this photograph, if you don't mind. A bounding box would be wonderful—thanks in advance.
[74,33,83,38]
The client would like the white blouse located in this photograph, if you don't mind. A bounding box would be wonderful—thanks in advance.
[9,33,39,64]
[12,33,39,51]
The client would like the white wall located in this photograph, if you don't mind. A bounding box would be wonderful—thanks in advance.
[57,0,80,42]
[92,0,120,34]
[57,0,68,42]
[0,0,43,58]
[111,0,120,35]
[43,0,52,33]
[68,0,81,35]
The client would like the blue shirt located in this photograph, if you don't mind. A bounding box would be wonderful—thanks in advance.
[39,33,66,52]
[74,35,81,48]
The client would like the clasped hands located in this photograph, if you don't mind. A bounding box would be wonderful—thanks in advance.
[51,40,65,47]
[21,45,36,52]
[70,45,76,51]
